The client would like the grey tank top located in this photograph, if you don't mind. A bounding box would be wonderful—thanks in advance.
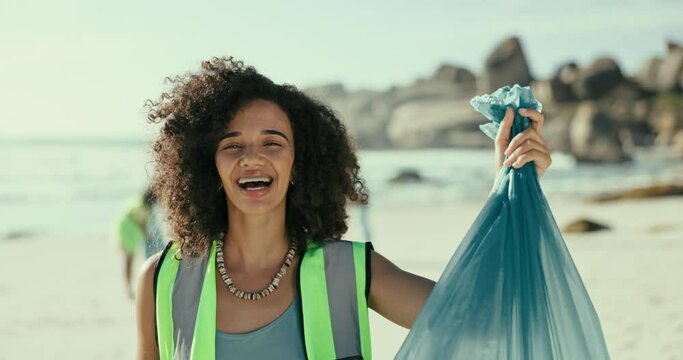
[215,298,306,359]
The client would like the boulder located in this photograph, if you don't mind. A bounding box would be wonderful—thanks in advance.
[601,81,655,148]
[305,87,393,149]
[541,114,572,154]
[636,57,663,91]
[530,80,553,106]
[388,169,424,184]
[431,64,476,87]
[562,219,610,233]
[655,47,683,92]
[618,120,655,148]
[649,110,683,134]
[649,94,683,146]
[651,111,683,146]
[481,36,533,92]
[590,184,683,202]
[668,41,683,52]
[569,101,629,163]
[673,130,683,156]
[305,70,483,149]
[386,98,483,148]
[601,80,651,117]
[608,79,650,99]
[341,91,393,148]
[2,230,35,241]
[389,79,475,107]
[549,62,579,102]
[572,58,624,100]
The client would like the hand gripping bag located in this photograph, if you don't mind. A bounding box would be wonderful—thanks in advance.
[396,85,610,359]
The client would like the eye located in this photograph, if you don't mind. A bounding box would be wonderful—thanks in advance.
[264,142,281,147]
[222,143,242,150]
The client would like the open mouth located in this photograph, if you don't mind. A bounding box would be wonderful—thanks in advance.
[237,176,273,191]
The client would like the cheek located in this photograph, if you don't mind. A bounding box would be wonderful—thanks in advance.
[277,154,295,177]
[214,154,235,179]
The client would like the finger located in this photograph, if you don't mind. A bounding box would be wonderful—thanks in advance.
[511,149,550,169]
[503,140,549,167]
[506,138,549,163]
[496,107,514,145]
[504,142,548,168]
[519,108,544,133]
[505,129,549,156]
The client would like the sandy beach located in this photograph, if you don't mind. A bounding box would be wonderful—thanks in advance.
[1,194,682,359]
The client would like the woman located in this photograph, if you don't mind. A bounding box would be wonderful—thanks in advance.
[136,57,552,359]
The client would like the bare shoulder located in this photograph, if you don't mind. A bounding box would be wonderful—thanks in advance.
[136,250,164,317]
[369,249,423,288]
[369,249,403,276]
[368,249,435,329]
[138,251,163,287]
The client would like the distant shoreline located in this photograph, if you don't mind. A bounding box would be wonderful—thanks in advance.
[0,137,150,146]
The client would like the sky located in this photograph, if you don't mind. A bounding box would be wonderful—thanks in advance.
[1,0,682,139]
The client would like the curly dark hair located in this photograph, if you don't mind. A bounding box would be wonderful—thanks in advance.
[146,57,368,257]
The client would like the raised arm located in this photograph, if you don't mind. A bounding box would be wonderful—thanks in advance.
[135,253,162,360]
[368,250,436,328]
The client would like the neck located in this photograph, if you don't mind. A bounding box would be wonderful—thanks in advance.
[223,207,290,271]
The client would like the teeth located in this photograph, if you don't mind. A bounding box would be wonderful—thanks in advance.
[238,177,272,185]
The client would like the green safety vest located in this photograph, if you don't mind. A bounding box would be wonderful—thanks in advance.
[154,239,373,359]
[117,197,147,255]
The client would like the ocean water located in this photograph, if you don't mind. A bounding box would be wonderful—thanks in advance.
[1,140,682,238]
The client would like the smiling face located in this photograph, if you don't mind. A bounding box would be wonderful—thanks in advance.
[215,99,295,216]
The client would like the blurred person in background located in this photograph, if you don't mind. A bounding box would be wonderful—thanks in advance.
[135,57,551,359]
[118,187,168,299]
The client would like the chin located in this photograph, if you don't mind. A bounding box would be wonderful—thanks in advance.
[228,198,287,216]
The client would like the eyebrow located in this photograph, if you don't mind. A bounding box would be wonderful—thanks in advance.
[218,129,289,142]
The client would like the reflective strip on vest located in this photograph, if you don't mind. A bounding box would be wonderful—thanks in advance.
[300,240,372,359]
[155,240,372,360]
[156,241,216,360]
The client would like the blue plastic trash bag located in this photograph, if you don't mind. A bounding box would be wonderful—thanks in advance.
[396,85,610,359]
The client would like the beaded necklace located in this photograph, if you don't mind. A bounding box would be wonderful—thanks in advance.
[215,239,296,301]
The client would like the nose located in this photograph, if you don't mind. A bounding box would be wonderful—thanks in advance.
[239,145,265,167]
